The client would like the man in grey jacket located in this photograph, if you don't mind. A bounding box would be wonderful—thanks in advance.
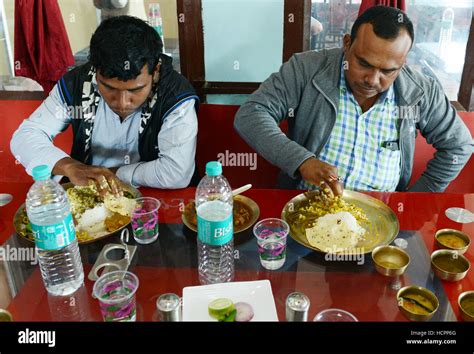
[234,6,472,195]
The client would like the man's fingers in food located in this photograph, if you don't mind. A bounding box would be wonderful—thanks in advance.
[93,174,111,197]
[334,181,344,196]
[327,179,343,197]
[99,167,123,197]
[107,176,123,197]
[319,180,334,199]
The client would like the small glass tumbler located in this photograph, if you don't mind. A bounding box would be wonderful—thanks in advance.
[93,270,139,322]
[253,218,289,270]
[313,308,358,322]
[132,197,161,244]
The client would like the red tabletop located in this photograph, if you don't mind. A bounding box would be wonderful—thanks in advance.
[1,186,473,322]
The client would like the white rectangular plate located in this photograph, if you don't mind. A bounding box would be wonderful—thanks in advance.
[182,280,278,321]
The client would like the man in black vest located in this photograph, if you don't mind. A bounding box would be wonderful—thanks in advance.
[11,16,199,194]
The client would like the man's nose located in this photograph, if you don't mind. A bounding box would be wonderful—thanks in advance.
[364,69,379,87]
[117,91,130,110]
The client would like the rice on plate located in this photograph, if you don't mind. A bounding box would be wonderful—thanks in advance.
[305,211,366,252]
[67,185,137,241]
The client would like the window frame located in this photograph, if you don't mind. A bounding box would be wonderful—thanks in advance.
[458,14,474,111]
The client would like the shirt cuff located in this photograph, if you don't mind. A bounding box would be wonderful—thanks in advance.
[25,149,70,177]
[116,162,145,188]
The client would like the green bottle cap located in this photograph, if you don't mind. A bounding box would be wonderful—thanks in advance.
[32,165,51,181]
[205,161,222,176]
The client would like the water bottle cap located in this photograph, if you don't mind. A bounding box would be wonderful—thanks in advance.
[32,165,51,181]
[205,161,222,176]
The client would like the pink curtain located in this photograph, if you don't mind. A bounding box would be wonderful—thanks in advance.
[14,0,75,93]
[358,0,407,17]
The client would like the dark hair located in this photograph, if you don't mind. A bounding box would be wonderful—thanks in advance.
[89,16,163,80]
[351,6,414,46]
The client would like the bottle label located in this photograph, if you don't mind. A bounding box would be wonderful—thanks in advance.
[31,213,77,251]
[197,214,233,246]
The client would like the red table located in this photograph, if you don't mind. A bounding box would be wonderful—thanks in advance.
[1,186,473,322]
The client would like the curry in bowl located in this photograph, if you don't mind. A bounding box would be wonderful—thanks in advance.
[435,229,470,254]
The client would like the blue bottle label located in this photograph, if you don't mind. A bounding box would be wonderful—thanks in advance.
[197,214,233,246]
[31,213,77,251]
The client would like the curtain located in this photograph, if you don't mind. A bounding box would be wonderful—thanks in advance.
[14,0,75,93]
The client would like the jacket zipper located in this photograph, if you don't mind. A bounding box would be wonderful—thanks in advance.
[312,81,338,157]
[398,95,423,191]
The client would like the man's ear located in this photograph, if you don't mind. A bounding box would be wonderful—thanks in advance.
[343,34,351,54]
[153,61,162,83]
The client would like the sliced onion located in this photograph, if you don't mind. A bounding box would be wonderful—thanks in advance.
[235,302,254,322]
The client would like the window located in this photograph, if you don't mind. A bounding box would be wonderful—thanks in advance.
[310,0,362,50]
[309,0,473,108]
[405,0,472,101]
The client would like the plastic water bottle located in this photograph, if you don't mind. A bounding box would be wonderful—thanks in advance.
[26,165,84,296]
[196,161,234,284]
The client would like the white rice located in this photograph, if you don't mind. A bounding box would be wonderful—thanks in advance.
[77,203,111,234]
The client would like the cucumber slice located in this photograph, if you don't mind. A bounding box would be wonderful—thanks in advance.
[222,309,237,322]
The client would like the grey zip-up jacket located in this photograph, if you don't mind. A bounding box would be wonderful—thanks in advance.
[234,48,473,192]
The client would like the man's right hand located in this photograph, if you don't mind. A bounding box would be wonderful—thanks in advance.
[298,157,344,197]
[53,157,122,197]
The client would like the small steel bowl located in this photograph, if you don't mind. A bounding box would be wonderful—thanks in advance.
[435,229,470,255]
[458,291,474,322]
[431,250,470,282]
[372,245,410,277]
[0,309,12,322]
[397,286,439,321]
